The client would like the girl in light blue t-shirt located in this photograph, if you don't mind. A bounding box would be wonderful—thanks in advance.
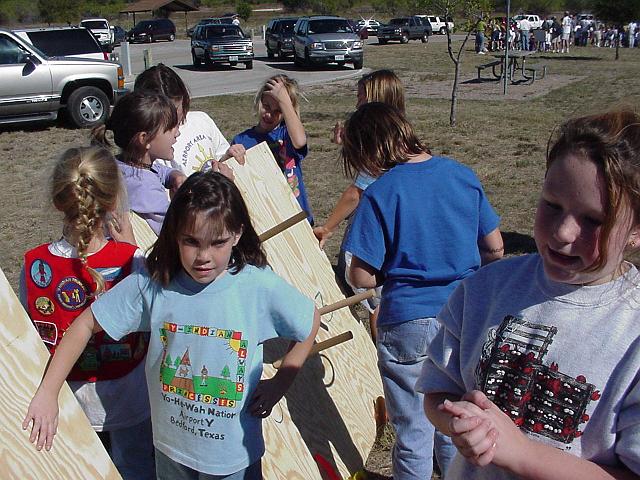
[23,172,320,479]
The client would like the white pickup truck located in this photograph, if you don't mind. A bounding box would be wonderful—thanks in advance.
[80,18,114,52]
[514,14,544,29]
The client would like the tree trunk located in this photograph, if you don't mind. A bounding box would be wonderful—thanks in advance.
[450,60,460,126]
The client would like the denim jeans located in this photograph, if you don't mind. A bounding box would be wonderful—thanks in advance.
[475,32,485,52]
[521,31,530,50]
[99,418,155,480]
[155,449,262,480]
[377,318,456,480]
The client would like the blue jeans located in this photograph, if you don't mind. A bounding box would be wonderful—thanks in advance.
[475,32,485,52]
[521,31,530,50]
[155,449,262,479]
[100,418,155,480]
[377,318,456,480]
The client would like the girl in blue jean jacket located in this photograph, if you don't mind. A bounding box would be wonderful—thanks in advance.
[342,103,504,480]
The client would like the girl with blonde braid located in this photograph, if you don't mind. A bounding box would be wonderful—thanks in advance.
[20,146,155,480]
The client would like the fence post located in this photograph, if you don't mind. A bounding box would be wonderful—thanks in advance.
[120,41,132,77]
[143,48,153,70]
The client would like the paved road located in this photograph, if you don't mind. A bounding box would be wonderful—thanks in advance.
[117,34,463,98]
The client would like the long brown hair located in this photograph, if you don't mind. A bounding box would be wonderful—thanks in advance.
[546,109,640,272]
[341,102,428,178]
[91,91,178,165]
[146,172,267,286]
[134,63,190,123]
[52,146,125,294]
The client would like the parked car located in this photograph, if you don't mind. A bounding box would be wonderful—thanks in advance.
[79,18,114,51]
[191,24,253,69]
[128,18,176,43]
[378,16,432,44]
[416,15,454,35]
[0,28,128,128]
[187,17,223,37]
[265,17,298,58]
[12,27,109,60]
[347,19,369,40]
[292,16,364,70]
[111,25,127,46]
[513,14,544,29]
[357,18,381,35]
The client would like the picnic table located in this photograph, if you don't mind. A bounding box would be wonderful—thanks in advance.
[477,50,546,84]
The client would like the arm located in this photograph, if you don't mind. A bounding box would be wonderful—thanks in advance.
[218,143,246,166]
[313,184,363,249]
[168,170,187,198]
[348,255,382,289]
[266,78,306,149]
[22,308,103,451]
[248,308,321,417]
[478,228,504,265]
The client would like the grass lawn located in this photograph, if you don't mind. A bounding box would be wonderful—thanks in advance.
[1,38,639,479]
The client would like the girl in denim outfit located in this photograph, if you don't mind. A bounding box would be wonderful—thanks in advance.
[342,103,504,480]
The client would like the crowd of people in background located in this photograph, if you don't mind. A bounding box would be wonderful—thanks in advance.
[477,12,640,55]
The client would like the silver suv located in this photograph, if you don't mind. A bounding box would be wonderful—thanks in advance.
[293,16,363,70]
[0,29,127,128]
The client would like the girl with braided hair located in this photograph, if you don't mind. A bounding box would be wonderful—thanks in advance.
[20,146,155,480]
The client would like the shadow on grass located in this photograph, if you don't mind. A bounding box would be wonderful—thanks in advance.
[503,231,537,255]
[262,62,358,72]
[536,55,602,61]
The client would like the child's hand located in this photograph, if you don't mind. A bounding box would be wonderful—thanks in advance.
[247,377,286,418]
[223,144,246,165]
[331,121,344,145]
[263,77,293,108]
[169,171,187,199]
[22,388,59,451]
[209,160,235,181]
[313,225,333,249]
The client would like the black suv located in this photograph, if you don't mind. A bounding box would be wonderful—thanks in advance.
[265,17,298,58]
[191,24,254,69]
[128,19,176,43]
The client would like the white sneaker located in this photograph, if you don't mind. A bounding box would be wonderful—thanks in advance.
[478,51,486,55]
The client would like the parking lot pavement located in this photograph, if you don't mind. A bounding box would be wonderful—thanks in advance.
[118,39,365,98]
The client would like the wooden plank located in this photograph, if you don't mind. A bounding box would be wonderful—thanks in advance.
[0,268,121,480]
[130,212,157,253]
[228,142,383,479]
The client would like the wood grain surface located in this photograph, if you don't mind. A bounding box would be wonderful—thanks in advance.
[0,268,121,479]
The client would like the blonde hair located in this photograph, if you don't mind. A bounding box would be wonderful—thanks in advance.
[358,69,406,114]
[52,146,125,294]
[254,74,301,116]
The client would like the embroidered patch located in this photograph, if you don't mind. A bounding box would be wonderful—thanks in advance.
[34,320,58,345]
[56,277,87,310]
[34,296,55,316]
[29,259,52,288]
[95,266,123,282]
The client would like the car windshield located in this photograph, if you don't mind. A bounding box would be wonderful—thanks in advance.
[136,21,154,30]
[513,15,525,20]
[205,25,244,38]
[308,19,353,34]
[389,18,408,25]
[25,30,101,56]
[81,20,108,29]
[281,21,296,32]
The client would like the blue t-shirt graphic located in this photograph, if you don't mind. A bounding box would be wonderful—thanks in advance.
[233,123,312,224]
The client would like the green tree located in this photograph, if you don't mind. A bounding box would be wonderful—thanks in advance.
[38,0,84,25]
[420,0,492,126]
[165,354,173,367]
[220,365,230,379]
[593,0,640,60]
[237,2,251,22]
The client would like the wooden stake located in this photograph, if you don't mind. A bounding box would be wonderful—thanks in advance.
[318,289,376,316]
[259,211,308,242]
[273,331,353,369]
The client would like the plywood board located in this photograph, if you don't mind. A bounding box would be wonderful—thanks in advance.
[130,212,157,253]
[228,142,383,479]
[0,268,121,480]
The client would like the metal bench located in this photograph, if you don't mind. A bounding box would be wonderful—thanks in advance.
[476,59,503,80]
[523,64,547,84]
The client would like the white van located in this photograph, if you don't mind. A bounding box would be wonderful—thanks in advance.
[80,18,114,51]
[416,15,454,34]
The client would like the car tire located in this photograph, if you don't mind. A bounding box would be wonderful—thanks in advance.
[146,35,152,43]
[353,58,363,69]
[169,33,175,41]
[304,48,312,67]
[277,44,286,58]
[192,50,201,67]
[400,33,409,44]
[421,33,429,43]
[378,38,387,44]
[440,27,447,35]
[267,47,274,58]
[245,60,253,69]
[204,51,213,66]
[294,52,303,66]
[66,86,109,129]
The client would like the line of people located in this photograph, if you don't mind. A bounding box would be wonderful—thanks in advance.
[18,64,640,480]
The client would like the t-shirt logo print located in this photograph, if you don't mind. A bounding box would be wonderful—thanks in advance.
[159,322,247,409]
[476,315,600,444]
